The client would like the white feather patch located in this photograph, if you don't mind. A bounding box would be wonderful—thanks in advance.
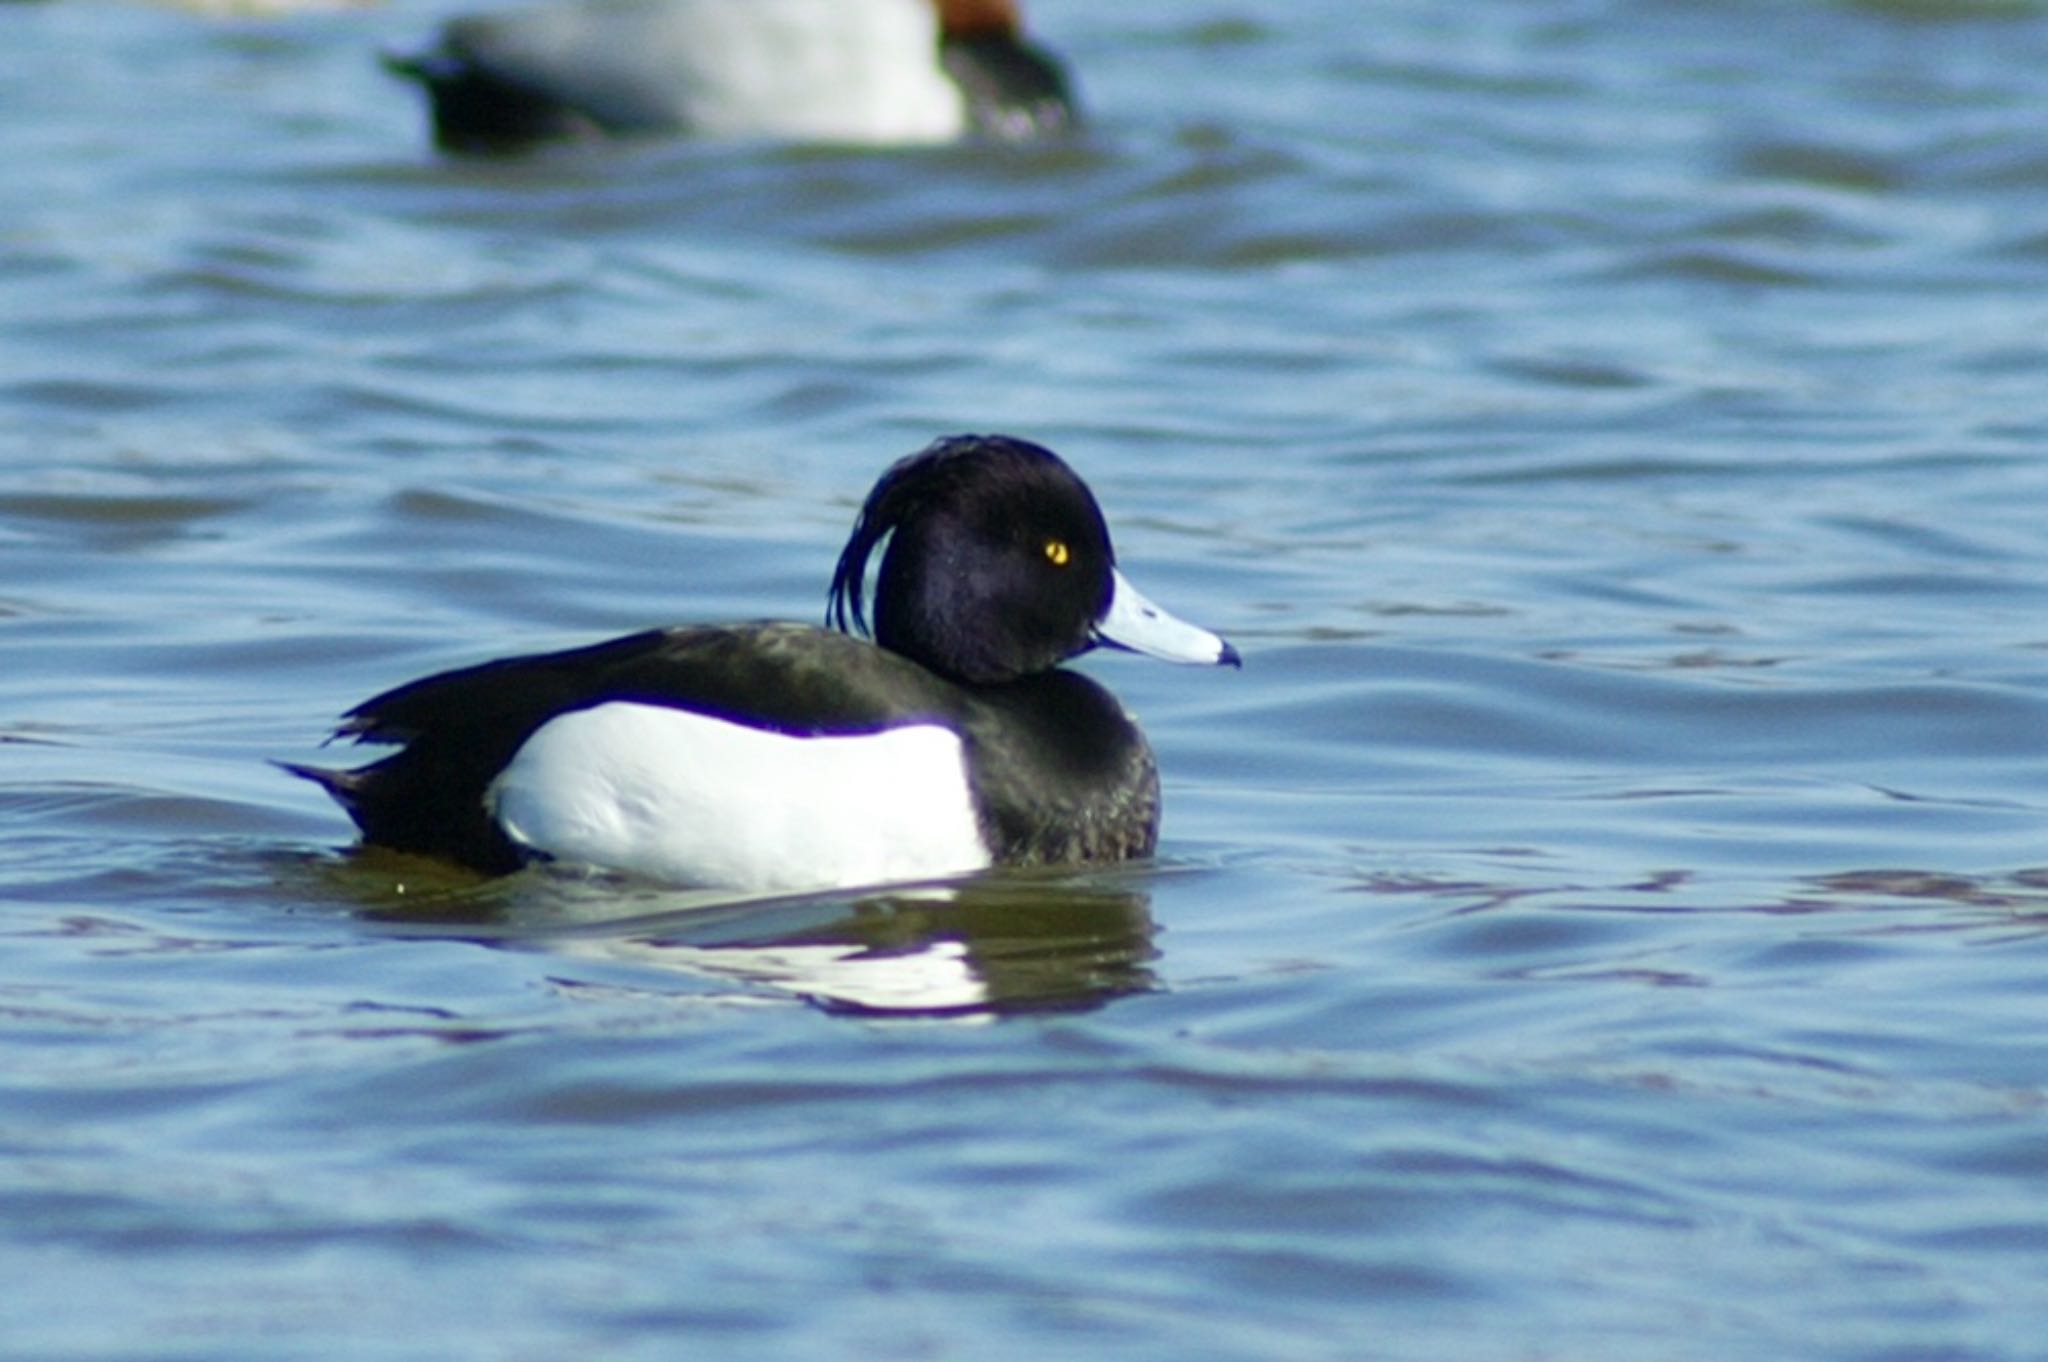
[485,702,992,891]
[535,0,969,144]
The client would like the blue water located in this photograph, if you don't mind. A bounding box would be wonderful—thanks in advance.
[7,0,2048,1357]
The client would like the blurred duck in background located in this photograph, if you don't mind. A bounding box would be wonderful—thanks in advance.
[385,0,1077,153]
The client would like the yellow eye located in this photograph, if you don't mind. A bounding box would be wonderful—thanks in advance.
[1043,539,1070,567]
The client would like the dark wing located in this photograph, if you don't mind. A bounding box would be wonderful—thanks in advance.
[287,623,960,873]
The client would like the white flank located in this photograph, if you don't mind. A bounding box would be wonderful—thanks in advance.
[486,702,992,891]
[540,0,969,143]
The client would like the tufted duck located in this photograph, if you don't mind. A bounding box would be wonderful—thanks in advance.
[286,434,1236,890]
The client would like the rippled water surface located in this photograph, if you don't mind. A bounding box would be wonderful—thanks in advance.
[8,0,2048,1357]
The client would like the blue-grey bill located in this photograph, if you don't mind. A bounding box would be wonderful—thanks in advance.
[1095,568,1241,667]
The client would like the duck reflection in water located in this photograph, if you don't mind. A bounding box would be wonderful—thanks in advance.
[345,855,1160,1017]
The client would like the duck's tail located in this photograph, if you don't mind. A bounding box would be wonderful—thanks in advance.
[274,759,367,821]
[379,44,602,155]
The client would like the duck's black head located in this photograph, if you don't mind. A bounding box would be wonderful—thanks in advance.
[829,434,1237,685]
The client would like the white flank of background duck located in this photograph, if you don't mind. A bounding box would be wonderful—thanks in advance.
[462,0,965,142]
